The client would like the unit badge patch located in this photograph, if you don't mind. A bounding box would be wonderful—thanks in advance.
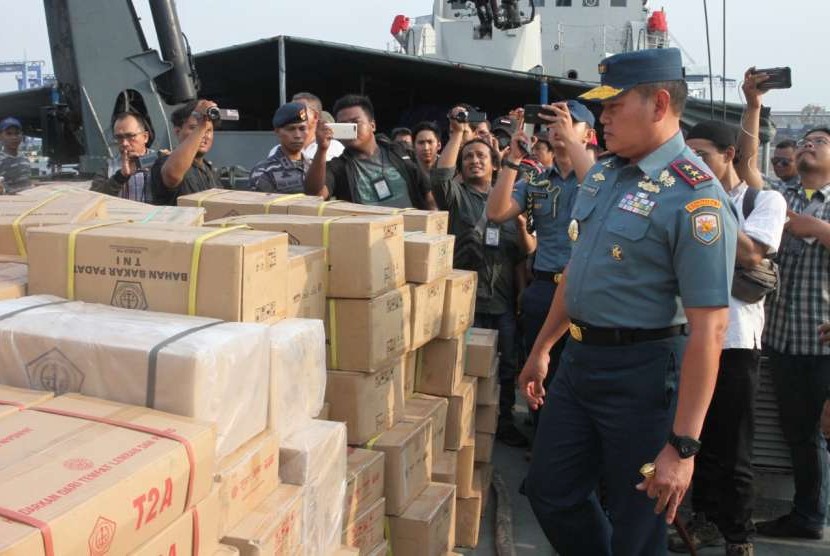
[692,212,721,245]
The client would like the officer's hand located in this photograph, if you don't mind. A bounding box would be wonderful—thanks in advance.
[742,68,768,109]
[508,130,531,165]
[519,352,549,410]
[821,399,830,438]
[315,118,333,151]
[785,209,821,238]
[120,147,135,177]
[447,106,472,136]
[820,322,830,345]
[636,444,693,524]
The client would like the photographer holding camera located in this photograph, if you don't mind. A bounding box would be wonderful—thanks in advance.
[151,99,222,205]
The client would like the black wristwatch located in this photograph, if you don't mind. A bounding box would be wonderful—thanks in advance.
[668,431,701,459]
[501,158,522,171]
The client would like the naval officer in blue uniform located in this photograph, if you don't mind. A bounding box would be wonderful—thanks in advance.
[520,48,738,555]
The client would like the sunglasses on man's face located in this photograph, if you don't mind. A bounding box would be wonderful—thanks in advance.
[771,157,792,167]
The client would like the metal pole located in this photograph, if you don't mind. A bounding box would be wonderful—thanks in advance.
[703,0,715,119]
[722,0,727,120]
[278,36,287,106]
[540,80,549,105]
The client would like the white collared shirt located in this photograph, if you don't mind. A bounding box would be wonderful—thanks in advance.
[724,183,787,350]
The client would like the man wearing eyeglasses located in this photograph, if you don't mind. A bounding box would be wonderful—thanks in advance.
[0,117,31,194]
[771,140,800,188]
[91,112,157,202]
[741,68,830,541]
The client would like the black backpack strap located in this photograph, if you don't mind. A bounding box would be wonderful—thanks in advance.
[742,186,759,220]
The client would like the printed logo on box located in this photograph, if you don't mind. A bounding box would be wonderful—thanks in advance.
[88,516,117,556]
[25,348,85,395]
[64,458,94,471]
[111,280,148,310]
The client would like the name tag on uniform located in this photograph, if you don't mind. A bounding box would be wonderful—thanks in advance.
[485,225,500,247]
[372,177,392,201]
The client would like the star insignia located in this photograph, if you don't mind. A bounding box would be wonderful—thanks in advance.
[671,159,713,188]
[592,172,605,182]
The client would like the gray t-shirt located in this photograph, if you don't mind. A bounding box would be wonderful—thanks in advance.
[352,149,412,208]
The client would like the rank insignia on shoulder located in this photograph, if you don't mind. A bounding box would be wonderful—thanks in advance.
[671,159,712,187]
[692,212,722,245]
[592,172,606,182]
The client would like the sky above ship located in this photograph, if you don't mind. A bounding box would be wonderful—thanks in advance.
[2,1,825,111]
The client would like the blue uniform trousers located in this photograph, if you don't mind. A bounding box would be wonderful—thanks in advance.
[526,335,685,555]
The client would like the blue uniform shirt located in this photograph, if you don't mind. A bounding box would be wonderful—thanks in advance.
[512,165,581,272]
[565,132,737,328]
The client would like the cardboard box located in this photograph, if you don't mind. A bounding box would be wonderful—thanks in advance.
[415,335,465,397]
[0,384,53,420]
[455,494,482,549]
[215,432,280,535]
[329,547,360,556]
[0,394,215,556]
[404,232,454,284]
[287,245,326,320]
[456,442,476,498]
[280,420,347,556]
[326,286,409,371]
[269,319,327,439]
[409,280,447,350]
[0,190,106,258]
[325,361,402,445]
[0,296,271,458]
[344,448,385,526]
[403,350,417,399]
[476,372,500,406]
[130,487,220,556]
[342,497,385,553]
[475,404,499,435]
[388,482,456,556]
[367,420,432,516]
[464,328,498,378]
[222,483,303,556]
[206,214,405,299]
[317,402,331,420]
[178,188,311,221]
[27,222,288,323]
[0,261,26,300]
[286,198,448,235]
[445,377,477,452]
[214,545,241,555]
[104,197,206,226]
[402,394,448,460]
[432,451,458,485]
[438,270,477,339]
[477,464,493,515]
[475,432,495,464]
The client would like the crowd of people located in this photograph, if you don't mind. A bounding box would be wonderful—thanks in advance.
[2,46,829,556]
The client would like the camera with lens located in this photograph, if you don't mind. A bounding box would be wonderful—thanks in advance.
[201,107,240,122]
[449,107,487,125]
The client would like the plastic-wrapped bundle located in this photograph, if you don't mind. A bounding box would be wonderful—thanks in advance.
[280,419,347,556]
[269,318,327,438]
[0,295,270,458]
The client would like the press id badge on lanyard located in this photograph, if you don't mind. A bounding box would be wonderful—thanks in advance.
[371,176,393,201]
[485,224,500,248]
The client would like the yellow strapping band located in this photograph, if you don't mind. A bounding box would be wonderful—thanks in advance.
[384,517,393,555]
[195,189,229,208]
[316,200,339,217]
[327,298,339,369]
[12,192,67,258]
[66,220,132,300]
[188,225,248,315]
[414,349,424,388]
[366,430,384,450]
[263,193,305,214]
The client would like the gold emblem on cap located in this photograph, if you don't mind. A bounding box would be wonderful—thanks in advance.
[611,244,623,261]
[569,322,583,342]
[598,63,608,74]
[299,108,307,122]
[568,219,579,242]
[658,170,675,188]
[638,179,660,194]
[592,172,606,182]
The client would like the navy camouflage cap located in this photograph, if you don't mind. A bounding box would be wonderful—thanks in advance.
[580,48,685,102]
[272,102,308,129]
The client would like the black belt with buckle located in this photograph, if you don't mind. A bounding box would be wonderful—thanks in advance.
[534,270,564,284]
[569,320,689,345]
